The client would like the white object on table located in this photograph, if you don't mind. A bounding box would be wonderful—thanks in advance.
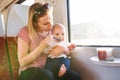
[90,56,120,66]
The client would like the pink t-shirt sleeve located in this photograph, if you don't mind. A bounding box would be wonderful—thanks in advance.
[18,26,30,43]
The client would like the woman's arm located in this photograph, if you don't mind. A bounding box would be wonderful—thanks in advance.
[18,37,49,67]
[48,42,76,57]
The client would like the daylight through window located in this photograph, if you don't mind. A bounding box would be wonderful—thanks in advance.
[68,0,120,46]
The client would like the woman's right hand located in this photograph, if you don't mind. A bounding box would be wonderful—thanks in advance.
[41,32,53,46]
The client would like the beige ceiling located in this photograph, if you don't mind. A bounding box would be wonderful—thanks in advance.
[0,0,19,12]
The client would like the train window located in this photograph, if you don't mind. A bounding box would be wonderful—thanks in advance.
[68,0,120,46]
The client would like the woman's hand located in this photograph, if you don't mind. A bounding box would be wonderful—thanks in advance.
[48,45,66,58]
[40,32,53,46]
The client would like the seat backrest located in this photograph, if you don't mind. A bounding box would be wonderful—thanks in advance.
[0,13,6,80]
[4,4,29,80]
[0,13,4,36]
[7,4,29,37]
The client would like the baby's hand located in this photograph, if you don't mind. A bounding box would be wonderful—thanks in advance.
[68,43,76,50]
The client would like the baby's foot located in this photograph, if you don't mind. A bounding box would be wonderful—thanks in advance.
[58,64,66,77]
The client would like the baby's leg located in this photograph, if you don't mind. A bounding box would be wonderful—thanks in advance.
[58,64,66,77]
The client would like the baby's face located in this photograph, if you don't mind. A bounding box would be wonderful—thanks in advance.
[52,27,65,41]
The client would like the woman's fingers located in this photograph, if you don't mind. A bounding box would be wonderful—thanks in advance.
[48,45,65,58]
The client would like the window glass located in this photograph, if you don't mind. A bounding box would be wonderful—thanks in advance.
[69,0,120,46]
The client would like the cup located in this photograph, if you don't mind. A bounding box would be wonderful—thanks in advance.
[98,49,107,60]
[97,48,113,61]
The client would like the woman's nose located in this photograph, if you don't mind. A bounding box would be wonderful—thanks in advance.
[48,23,52,30]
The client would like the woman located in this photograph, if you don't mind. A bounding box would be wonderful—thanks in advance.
[18,2,81,80]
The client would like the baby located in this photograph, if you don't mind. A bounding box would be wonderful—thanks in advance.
[45,23,76,78]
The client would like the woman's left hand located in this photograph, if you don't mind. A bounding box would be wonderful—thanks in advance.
[48,45,66,58]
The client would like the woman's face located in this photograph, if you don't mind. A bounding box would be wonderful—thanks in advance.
[36,14,53,32]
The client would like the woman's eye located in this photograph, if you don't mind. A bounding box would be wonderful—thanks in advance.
[44,22,49,25]
[43,23,48,25]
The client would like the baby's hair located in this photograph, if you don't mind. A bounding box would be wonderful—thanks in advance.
[52,23,65,32]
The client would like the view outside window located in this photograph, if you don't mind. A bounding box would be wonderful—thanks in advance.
[69,0,120,46]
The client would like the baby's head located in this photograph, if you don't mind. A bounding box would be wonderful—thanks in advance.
[52,23,66,41]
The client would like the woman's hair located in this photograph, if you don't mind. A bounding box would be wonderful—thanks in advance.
[28,2,53,39]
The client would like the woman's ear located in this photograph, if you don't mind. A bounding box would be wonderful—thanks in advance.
[33,21,38,28]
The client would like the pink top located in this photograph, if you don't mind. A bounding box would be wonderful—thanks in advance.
[18,26,48,74]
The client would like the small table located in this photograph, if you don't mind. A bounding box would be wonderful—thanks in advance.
[90,56,120,66]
